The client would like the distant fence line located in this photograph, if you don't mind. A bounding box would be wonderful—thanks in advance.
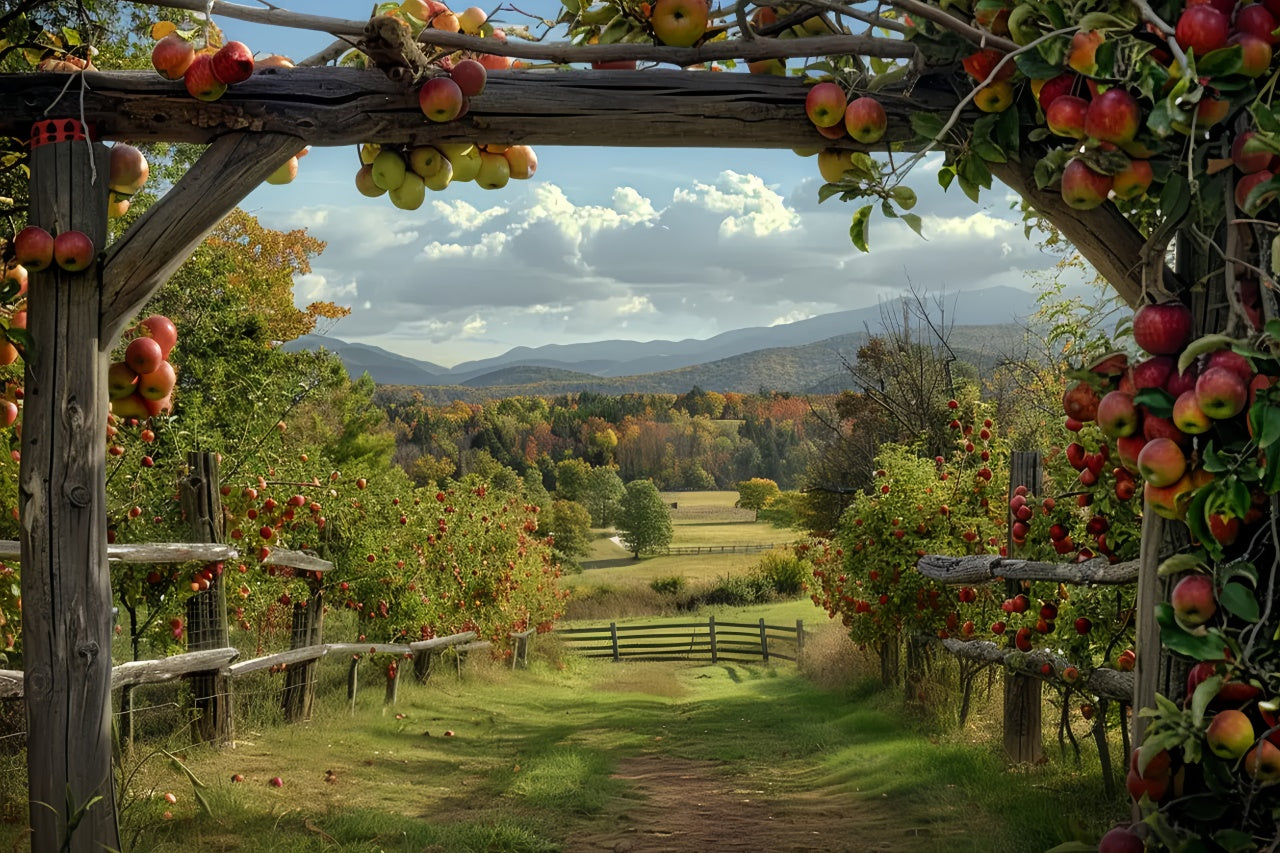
[659,543,784,556]
[556,616,804,664]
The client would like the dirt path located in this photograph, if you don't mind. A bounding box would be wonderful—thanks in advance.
[564,754,936,853]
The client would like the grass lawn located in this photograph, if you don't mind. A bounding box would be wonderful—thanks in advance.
[37,646,1122,852]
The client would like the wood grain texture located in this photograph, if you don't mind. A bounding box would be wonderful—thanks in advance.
[100,131,304,342]
[915,554,1140,585]
[20,136,118,852]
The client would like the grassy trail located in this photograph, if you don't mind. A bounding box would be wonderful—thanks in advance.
[90,642,1119,853]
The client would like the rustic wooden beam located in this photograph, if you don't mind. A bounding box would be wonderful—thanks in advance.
[916,554,1140,585]
[0,669,20,699]
[228,644,328,678]
[990,160,1167,309]
[0,540,237,562]
[0,69,949,150]
[111,647,239,690]
[939,638,1133,702]
[262,547,335,573]
[100,131,303,343]
[21,130,119,853]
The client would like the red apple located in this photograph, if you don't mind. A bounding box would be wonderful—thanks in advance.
[1142,414,1186,445]
[1097,391,1140,437]
[1060,158,1112,209]
[1098,827,1144,853]
[13,226,54,272]
[450,58,487,97]
[1196,366,1248,419]
[418,76,465,122]
[503,145,538,180]
[1137,437,1187,486]
[1238,3,1278,44]
[108,144,149,196]
[125,337,164,376]
[151,33,195,80]
[1146,474,1194,519]
[53,230,95,271]
[1171,573,1216,626]
[1062,380,1100,422]
[649,0,709,46]
[1231,32,1274,77]
[107,361,139,400]
[844,97,887,144]
[1206,512,1241,546]
[139,315,178,358]
[1033,73,1076,112]
[1046,95,1089,138]
[1066,30,1104,75]
[1132,302,1192,355]
[1132,355,1174,389]
[1206,349,1254,385]
[1084,88,1140,144]
[1175,5,1230,54]
[1245,740,1280,784]
[1166,363,1199,397]
[1172,390,1212,434]
[805,82,848,129]
[1111,157,1152,200]
[1236,169,1277,214]
[1232,131,1273,174]
[212,40,254,85]
[184,53,227,101]
[138,361,176,401]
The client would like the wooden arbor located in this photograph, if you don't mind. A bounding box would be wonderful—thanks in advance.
[0,3,1205,849]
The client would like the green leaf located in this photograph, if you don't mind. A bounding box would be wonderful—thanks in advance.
[1157,603,1229,660]
[937,166,955,191]
[1044,845,1098,853]
[1158,172,1192,225]
[1253,102,1280,134]
[957,175,981,204]
[1076,11,1131,30]
[1265,440,1280,493]
[1158,553,1206,577]
[890,185,917,210]
[60,27,81,46]
[900,213,923,237]
[817,183,841,203]
[1014,50,1063,80]
[1228,478,1252,518]
[1133,388,1174,418]
[1222,560,1258,587]
[850,205,872,253]
[1213,829,1260,853]
[1219,581,1260,622]
[1197,45,1243,78]
[1191,675,1224,725]
[909,112,946,141]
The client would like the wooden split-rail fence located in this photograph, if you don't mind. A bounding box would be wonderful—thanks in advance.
[557,616,804,664]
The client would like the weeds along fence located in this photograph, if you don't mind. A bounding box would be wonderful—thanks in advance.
[556,615,804,664]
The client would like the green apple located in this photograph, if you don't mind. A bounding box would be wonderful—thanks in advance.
[409,145,448,179]
[440,143,482,182]
[476,151,511,189]
[388,172,426,210]
[423,156,453,191]
[371,150,407,191]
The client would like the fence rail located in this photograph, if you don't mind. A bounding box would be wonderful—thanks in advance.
[557,616,803,663]
[659,543,783,556]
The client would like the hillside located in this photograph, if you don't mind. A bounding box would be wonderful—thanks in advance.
[284,286,1043,394]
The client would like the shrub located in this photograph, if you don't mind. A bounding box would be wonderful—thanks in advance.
[649,575,687,596]
[753,550,809,596]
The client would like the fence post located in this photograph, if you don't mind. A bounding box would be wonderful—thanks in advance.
[281,587,324,722]
[796,620,804,662]
[610,622,619,662]
[384,657,402,705]
[1004,450,1043,764]
[347,655,359,714]
[709,615,718,663]
[181,451,233,747]
[759,618,769,662]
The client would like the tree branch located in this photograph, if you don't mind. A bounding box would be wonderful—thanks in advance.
[916,553,1140,585]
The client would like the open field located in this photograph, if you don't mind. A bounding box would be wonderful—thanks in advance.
[659,490,785,547]
[4,643,1124,852]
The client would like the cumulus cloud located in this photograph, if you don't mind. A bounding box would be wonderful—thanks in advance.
[255,165,1058,366]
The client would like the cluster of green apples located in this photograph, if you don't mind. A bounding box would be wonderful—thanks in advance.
[355,141,538,209]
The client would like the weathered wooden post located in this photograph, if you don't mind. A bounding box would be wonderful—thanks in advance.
[758,618,769,662]
[20,118,119,851]
[281,587,325,722]
[1003,450,1042,764]
[708,614,718,663]
[182,451,233,745]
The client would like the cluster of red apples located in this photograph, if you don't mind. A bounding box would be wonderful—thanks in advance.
[803,83,890,186]
[108,315,178,421]
[150,27,261,102]
[1065,302,1267,536]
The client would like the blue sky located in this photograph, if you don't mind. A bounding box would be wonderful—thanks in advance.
[199,0,1069,367]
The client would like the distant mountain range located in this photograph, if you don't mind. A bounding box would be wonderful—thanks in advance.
[284,286,1043,399]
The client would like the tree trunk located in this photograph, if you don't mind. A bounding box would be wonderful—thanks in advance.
[1004,450,1042,764]
[20,121,120,852]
